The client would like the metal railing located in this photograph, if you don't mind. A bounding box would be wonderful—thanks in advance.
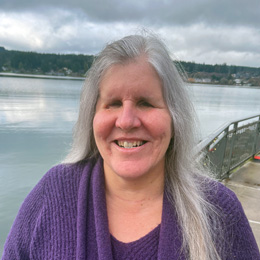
[196,114,260,180]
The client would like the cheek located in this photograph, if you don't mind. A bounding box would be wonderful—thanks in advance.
[145,111,172,139]
[157,124,172,146]
[93,112,114,141]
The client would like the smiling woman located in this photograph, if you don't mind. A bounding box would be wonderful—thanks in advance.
[2,34,260,260]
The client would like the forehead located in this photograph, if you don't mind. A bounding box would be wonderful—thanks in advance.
[99,59,163,98]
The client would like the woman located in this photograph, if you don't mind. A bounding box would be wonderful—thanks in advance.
[2,34,260,260]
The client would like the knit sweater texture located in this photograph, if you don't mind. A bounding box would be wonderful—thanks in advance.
[2,157,260,259]
[111,224,160,259]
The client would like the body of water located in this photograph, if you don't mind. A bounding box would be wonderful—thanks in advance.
[1,77,260,254]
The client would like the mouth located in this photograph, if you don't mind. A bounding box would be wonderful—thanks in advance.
[115,140,147,149]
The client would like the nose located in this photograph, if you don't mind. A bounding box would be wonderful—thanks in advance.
[115,102,141,130]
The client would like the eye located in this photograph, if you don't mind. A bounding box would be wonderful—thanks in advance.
[107,100,122,108]
[138,100,153,107]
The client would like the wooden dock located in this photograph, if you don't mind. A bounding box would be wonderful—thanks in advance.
[223,157,260,248]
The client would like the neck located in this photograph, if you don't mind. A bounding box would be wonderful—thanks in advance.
[104,167,164,210]
[104,163,164,242]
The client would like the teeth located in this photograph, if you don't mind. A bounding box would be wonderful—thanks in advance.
[117,140,144,148]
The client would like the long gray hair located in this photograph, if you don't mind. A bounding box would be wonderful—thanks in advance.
[63,34,222,260]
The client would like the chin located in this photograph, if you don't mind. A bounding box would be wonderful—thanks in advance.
[116,170,148,180]
[110,161,161,181]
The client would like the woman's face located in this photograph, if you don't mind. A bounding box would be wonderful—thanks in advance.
[93,58,172,181]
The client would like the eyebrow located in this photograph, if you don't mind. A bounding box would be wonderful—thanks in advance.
[99,94,158,103]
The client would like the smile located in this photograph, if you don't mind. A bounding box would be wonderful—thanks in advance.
[116,140,146,149]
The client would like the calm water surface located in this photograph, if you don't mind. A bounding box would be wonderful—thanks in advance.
[1,77,260,254]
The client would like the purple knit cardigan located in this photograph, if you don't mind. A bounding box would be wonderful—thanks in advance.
[2,157,260,259]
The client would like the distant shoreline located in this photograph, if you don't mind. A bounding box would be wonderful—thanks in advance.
[0,72,85,81]
[1,72,260,89]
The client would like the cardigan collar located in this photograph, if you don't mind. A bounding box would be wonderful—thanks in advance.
[76,157,184,260]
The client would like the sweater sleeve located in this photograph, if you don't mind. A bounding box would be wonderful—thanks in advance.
[1,173,47,260]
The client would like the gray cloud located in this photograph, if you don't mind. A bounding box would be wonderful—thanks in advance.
[1,0,259,27]
[0,0,259,67]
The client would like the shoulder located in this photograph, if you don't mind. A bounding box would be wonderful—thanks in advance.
[24,157,100,211]
[41,161,86,189]
[40,158,98,191]
[203,179,245,224]
[44,160,90,181]
[8,159,95,227]
[205,179,238,204]
[202,179,260,258]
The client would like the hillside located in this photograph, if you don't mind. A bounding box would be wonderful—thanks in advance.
[0,47,94,77]
[1,46,260,86]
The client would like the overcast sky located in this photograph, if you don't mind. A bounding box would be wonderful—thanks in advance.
[0,0,259,67]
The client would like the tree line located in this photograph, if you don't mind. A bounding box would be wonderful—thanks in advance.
[0,47,94,76]
[179,61,260,86]
[1,46,260,85]
[180,61,260,76]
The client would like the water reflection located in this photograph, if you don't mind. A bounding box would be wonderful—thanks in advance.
[0,77,82,132]
[0,96,79,132]
[190,84,260,138]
